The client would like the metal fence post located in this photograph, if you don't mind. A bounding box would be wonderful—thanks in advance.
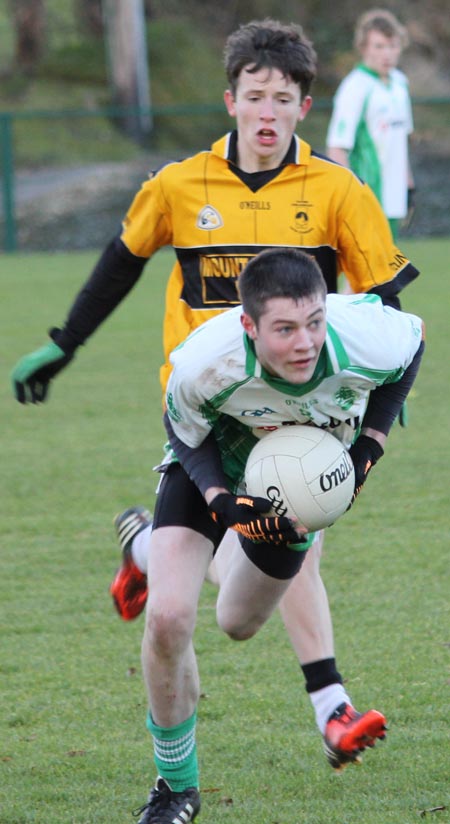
[0,113,16,253]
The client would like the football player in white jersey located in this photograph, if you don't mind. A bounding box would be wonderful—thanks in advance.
[326,9,415,241]
[133,248,423,817]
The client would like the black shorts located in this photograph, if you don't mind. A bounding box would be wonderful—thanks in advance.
[152,463,308,580]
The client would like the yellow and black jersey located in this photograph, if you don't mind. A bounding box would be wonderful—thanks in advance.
[120,131,418,392]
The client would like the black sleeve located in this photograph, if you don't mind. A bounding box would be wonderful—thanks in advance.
[361,340,425,434]
[368,257,420,310]
[372,289,401,311]
[53,235,148,352]
[164,412,228,497]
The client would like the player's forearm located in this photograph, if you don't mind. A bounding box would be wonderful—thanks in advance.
[407,143,415,188]
[164,412,228,497]
[55,236,147,351]
[204,486,230,505]
[359,427,386,451]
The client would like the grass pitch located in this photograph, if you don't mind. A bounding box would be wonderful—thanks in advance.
[1,240,449,823]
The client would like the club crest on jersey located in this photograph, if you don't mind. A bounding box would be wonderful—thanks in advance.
[291,200,314,234]
[197,205,223,230]
[334,387,358,411]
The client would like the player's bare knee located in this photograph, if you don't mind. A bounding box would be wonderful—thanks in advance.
[216,604,260,641]
[144,602,195,657]
[222,621,257,641]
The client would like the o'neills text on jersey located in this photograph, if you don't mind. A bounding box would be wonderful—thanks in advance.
[239,201,271,210]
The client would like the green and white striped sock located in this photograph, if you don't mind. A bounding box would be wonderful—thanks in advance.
[146,711,199,791]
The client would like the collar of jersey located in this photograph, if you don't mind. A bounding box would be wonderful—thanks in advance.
[356,62,393,85]
[212,130,311,166]
[244,323,350,396]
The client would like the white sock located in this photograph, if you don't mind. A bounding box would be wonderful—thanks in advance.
[309,683,352,735]
[131,524,152,573]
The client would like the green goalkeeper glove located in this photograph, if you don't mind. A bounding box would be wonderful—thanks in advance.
[11,328,75,404]
[209,493,301,545]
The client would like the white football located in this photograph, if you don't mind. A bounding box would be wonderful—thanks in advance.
[245,425,355,531]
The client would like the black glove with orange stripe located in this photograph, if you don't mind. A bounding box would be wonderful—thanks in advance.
[348,435,384,506]
[209,493,300,545]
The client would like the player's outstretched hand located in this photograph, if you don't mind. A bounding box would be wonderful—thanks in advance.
[208,492,300,545]
[348,435,384,506]
[11,329,75,404]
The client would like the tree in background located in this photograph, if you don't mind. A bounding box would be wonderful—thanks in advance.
[8,0,104,73]
[102,0,152,141]
[8,0,46,74]
[6,0,151,144]
[74,0,103,37]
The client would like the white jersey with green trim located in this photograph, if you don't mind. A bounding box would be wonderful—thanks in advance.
[166,293,422,489]
[326,65,413,218]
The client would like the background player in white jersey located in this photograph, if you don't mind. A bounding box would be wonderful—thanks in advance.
[326,8,415,242]
[130,248,423,820]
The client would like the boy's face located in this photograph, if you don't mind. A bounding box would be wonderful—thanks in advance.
[360,30,402,78]
[241,293,327,384]
[224,66,312,172]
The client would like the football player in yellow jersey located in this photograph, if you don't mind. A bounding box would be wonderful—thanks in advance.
[12,19,419,821]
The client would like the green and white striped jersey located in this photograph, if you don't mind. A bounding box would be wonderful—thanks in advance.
[166,293,422,490]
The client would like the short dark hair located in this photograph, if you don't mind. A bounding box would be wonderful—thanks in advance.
[224,18,317,99]
[238,248,327,324]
